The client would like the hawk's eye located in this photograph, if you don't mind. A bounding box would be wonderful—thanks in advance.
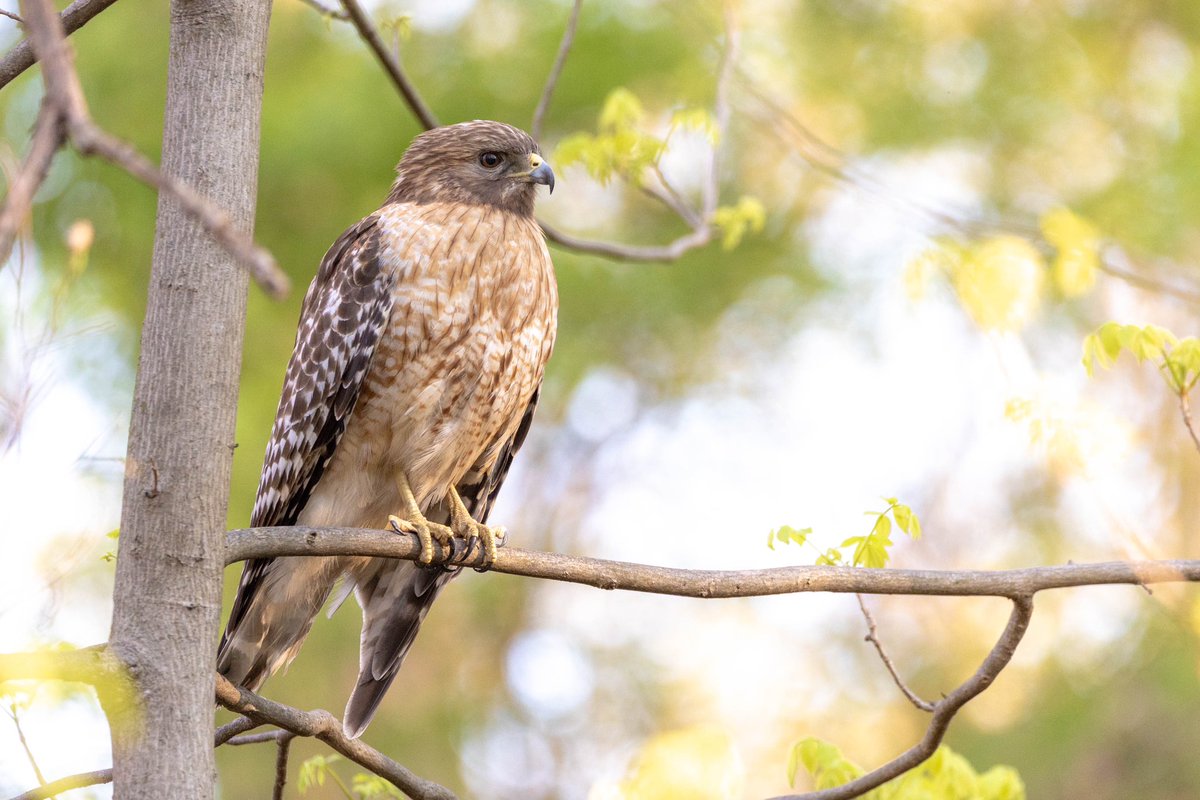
[479,152,503,169]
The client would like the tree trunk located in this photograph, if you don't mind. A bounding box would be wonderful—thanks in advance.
[107,2,271,797]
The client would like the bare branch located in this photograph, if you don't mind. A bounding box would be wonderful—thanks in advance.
[1179,391,1200,455]
[856,595,934,712]
[338,0,438,131]
[5,701,48,789]
[702,0,738,219]
[0,644,116,684]
[7,769,112,800]
[225,526,1200,599]
[215,676,457,800]
[540,221,712,261]
[70,123,288,297]
[531,0,582,142]
[215,715,262,746]
[0,102,65,264]
[296,0,348,21]
[225,730,289,746]
[772,596,1034,800]
[0,0,120,91]
[0,8,22,23]
[8,0,290,298]
[273,732,297,800]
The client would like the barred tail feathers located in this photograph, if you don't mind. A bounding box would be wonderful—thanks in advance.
[217,556,344,691]
[342,560,455,738]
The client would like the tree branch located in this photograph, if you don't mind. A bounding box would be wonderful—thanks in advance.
[6,769,112,800]
[3,0,289,298]
[772,596,1034,800]
[540,221,712,261]
[531,0,582,142]
[856,594,934,712]
[224,526,1200,599]
[215,715,261,746]
[215,676,457,800]
[337,0,438,131]
[0,102,65,263]
[0,0,120,91]
[1179,390,1200,455]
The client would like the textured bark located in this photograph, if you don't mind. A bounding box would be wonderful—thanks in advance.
[107,2,271,797]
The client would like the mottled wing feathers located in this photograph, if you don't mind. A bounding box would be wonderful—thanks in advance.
[221,215,391,645]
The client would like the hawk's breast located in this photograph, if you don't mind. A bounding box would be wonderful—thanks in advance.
[300,201,557,528]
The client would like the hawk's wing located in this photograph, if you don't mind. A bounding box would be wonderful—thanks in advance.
[222,215,391,645]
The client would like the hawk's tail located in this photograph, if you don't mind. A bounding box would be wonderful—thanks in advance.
[217,556,343,691]
[343,560,457,738]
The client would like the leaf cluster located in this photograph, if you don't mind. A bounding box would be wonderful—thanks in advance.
[769,499,921,568]
[788,738,1025,800]
[1082,322,1200,395]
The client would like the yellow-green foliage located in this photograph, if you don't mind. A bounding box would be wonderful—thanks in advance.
[909,236,1045,332]
[554,88,667,185]
[1082,322,1200,394]
[712,196,766,250]
[769,498,921,569]
[1040,208,1100,298]
[788,738,1026,800]
[610,725,743,800]
[908,208,1102,331]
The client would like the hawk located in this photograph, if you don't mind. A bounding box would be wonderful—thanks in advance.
[218,120,557,738]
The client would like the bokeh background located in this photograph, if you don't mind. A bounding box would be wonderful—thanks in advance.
[4,0,1200,797]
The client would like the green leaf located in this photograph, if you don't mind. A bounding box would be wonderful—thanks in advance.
[711,196,767,250]
[892,505,922,539]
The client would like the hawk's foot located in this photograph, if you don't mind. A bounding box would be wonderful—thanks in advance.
[448,486,507,569]
[387,513,456,566]
[390,470,455,566]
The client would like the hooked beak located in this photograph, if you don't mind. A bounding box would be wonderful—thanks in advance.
[526,153,555,194]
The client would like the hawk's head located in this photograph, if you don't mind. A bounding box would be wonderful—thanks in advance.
[388,120,555,217]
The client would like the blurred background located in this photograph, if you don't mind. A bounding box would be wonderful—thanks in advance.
[4,0,1200,797]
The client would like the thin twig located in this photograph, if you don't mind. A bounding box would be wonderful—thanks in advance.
[855,595,935,712]
[531,0,582,142]
[10,0,289,298]
[703,0,738,219]
[0,0,120,90]
[226,730,289,746]
[540,221,712,261]
[0,8,22,23]
[296,0,347,20]
[274,732,297,800]
[214,714,261,746]
[1179,391,1200,455]
[215,676,457,800]
[5,702,48,788]
[71,123,288,296]
[225,526,1200,599]
[338,0,438,131]
[0,101,65,264]
[772,596,1034,800]
[7,769,112,800]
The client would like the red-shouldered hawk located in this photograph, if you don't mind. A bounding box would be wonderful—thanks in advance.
[218,120,557,738]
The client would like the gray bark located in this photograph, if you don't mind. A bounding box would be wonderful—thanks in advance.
[107,1,271,797]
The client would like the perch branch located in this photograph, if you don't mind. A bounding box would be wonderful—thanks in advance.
[225,526,1200,599]
[0,0,120,91]
[772,596,1034,800]
[337,0,438,131]
[856,594,934,712]
[216,675,457,800]
[531,0,582,142]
